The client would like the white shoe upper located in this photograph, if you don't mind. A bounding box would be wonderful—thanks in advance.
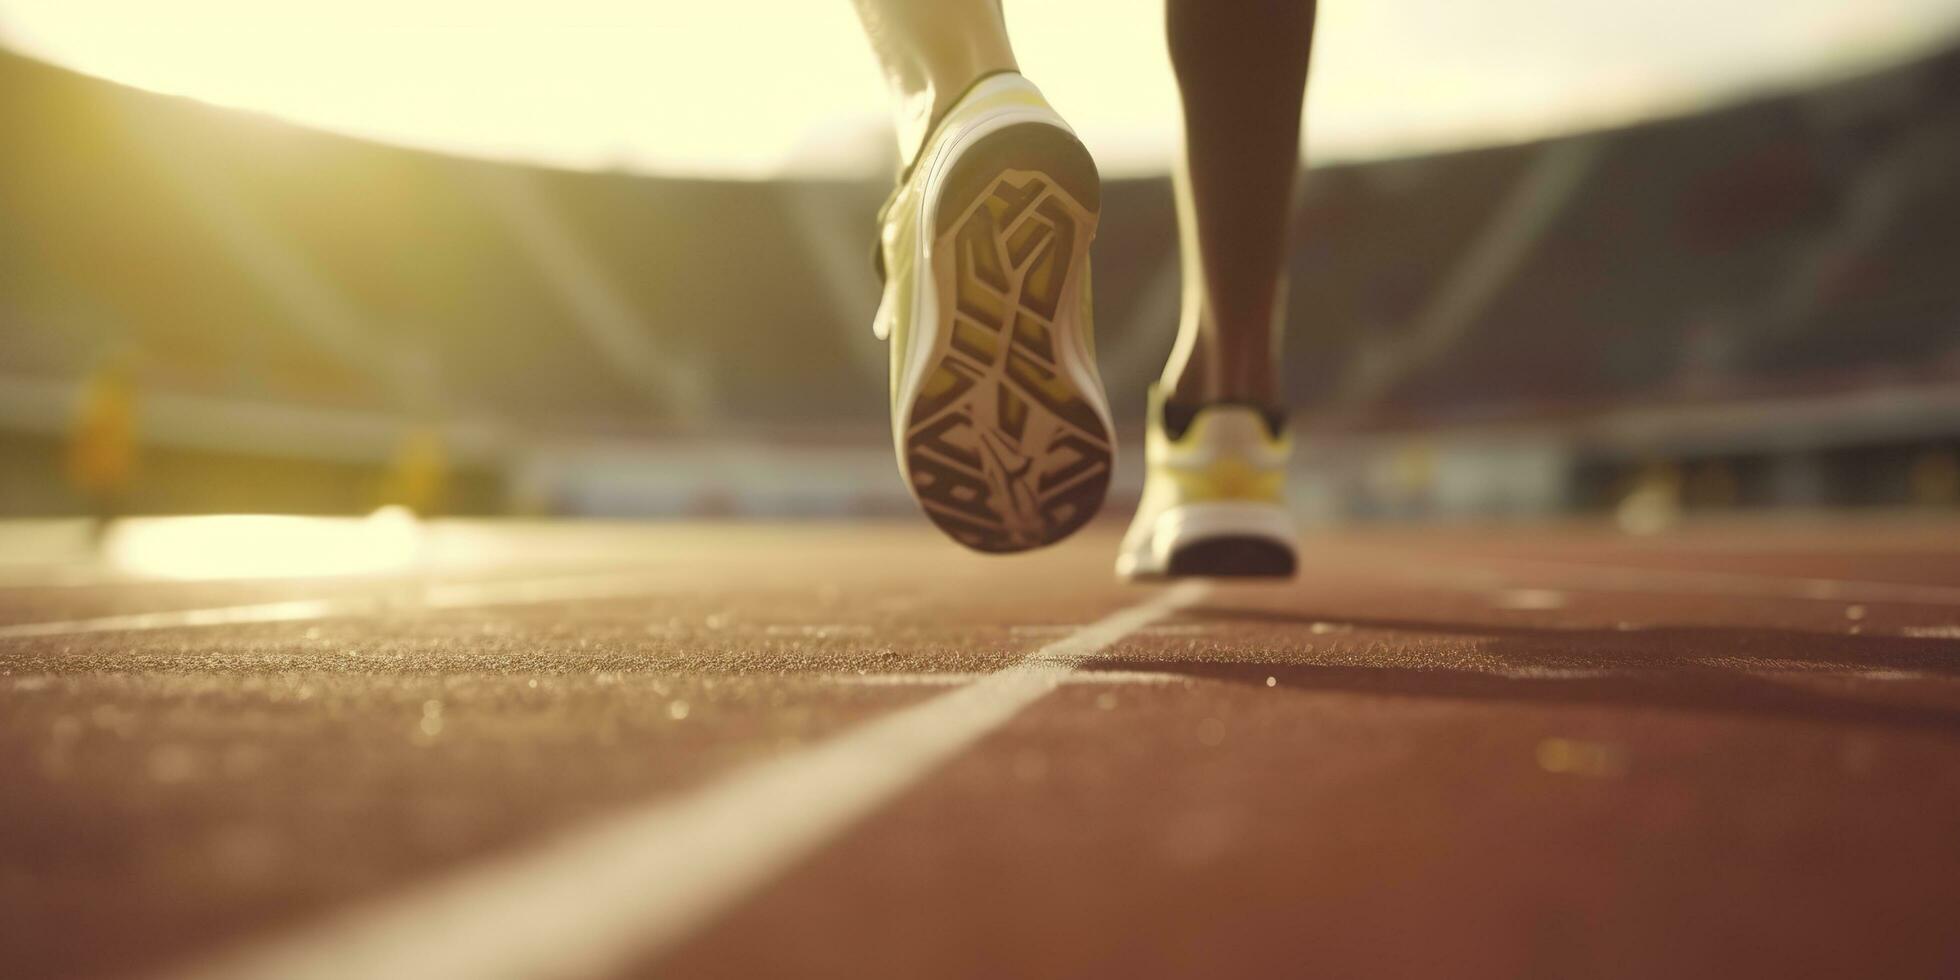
[1118,386,1297,579]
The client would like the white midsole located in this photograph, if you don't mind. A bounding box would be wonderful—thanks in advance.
[892,105,1111,479]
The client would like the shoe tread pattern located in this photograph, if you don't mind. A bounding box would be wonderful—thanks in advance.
[905,127,1109,553]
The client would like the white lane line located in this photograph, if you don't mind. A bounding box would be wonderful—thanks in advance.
[0,571,676,640]
[1492,666,1622,680]
[1369,551,1960,607]
[0,598,350,640]
[167,581,1210,980]
[1519,562,1960,606]
[1902,625,1960,639]
[1846,669,1940,682]
[826,669,1190,687]
[1009,622,1214,637]
[1744,669,1954,701]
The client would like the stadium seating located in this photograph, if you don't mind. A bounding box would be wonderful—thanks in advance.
[1,44,1955,515]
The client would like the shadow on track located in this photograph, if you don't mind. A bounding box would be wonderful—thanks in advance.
[1079,606,1960,735]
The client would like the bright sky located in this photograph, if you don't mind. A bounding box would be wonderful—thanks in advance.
[1,0,1956,178]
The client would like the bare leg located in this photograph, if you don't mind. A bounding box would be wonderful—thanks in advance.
[1161,0,1317,411]
[850,0,1019,171]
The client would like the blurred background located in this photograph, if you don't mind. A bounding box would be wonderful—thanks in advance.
[2,0,1958,543]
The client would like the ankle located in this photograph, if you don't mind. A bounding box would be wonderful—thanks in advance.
[1160,365,1283,414]
[894,60,1019,170]
[1161,369,1213,409]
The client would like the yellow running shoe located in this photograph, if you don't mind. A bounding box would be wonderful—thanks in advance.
[1117,385,1297,579]
[872,73,1113,554]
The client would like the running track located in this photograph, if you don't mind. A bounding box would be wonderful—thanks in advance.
[3,519,1958,978]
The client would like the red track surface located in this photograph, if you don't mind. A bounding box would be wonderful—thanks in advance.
[2,519,1957,978]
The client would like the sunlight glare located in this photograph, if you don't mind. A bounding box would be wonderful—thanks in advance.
[104,508,424,580]
[0,0,1954,176]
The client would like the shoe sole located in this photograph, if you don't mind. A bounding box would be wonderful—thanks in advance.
[901,124,1111,554]
[1164,536,1298,578]
[1119,502,1298,581]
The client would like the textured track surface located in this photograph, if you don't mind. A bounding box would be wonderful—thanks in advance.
[3,518,1959,978]
[905,129,1110,553]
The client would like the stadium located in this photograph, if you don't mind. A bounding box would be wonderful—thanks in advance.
[1,3,1957,977]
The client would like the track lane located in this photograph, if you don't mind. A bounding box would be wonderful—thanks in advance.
[1,521,1956,979]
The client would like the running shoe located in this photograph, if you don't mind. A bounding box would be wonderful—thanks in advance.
[871,73,1113,553]
[1117,385,1297,579]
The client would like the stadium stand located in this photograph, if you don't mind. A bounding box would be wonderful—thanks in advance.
[1,43,1955,516]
